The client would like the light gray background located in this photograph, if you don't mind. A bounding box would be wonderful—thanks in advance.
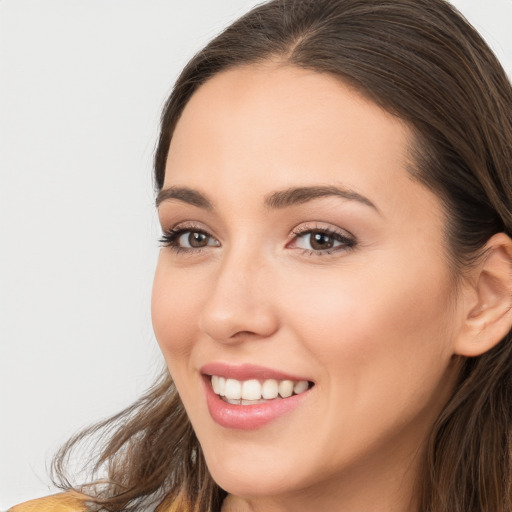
[1,0,511,508]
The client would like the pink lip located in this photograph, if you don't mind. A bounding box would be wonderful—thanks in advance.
[200,363,313,430]
[200,362,310,382]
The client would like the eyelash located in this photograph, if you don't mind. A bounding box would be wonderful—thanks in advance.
[159,223,357,256]
[289,224,356,256]
[159,224,214,254]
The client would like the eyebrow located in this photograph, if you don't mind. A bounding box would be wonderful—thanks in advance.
[156,186,213,209]
[156,184,378,212]
[264,185,378,211]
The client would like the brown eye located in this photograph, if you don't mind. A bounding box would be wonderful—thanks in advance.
[291,227,356,254]
[159,227,220,250]
[177,230,219,249]
[187,231,210,247]
[309,231,335,250]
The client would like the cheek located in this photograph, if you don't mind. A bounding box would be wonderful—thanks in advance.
[276,260,458,457]
[151,257,202,363]
[282,255,456,399]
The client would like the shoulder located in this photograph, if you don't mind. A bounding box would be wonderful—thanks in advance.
[8,493,89,512]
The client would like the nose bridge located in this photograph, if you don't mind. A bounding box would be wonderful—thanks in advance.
[198,238,278,342]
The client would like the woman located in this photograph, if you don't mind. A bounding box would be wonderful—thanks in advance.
[10,0,512,511]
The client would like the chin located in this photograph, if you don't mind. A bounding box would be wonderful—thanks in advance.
[210,467,298,499]
[203,447,306,498]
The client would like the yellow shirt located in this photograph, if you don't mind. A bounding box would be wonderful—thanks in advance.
[8,493,89,512]
[7,492,189,512]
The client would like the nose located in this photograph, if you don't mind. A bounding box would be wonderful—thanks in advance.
[198,249,279,344]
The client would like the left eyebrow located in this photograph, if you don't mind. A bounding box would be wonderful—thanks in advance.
[264,185,379,213]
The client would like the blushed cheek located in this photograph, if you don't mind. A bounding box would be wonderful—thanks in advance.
[151,264,197,361]
[283,263,454,374]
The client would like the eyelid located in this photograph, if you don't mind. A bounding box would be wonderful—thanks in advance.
[288,222,355,241]
[158,220,356,256]
[159,221,220,251]
[161,220,213,233]
[286,223,357,254]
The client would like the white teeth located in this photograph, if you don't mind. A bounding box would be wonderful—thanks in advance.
[242,379,262,400]
[278,380,294,398]
[218,376,226,396]
[211,375,221,394]
[210,375,310,402]
[225,398,242,405]
[262,379,279,399]
[293,380,309,394]
[224,378,242,400]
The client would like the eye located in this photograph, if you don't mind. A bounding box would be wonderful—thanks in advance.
[289,226,356,254]
[159,226,220,251]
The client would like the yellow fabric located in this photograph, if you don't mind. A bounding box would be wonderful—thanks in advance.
[7,492,185,512]
[7,491,188,512]
[8,492,89,512]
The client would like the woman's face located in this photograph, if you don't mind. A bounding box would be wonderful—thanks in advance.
[152,64,463,506]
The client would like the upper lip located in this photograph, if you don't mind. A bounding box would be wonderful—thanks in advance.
[200,362,311,382]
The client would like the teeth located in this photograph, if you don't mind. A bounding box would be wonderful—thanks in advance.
[211,375,226,396]
[262,379,279,399]
[211,375,221,394]
[242,379,262,400]
[293,380,309,394]
[224,378,242,400]
[278,380,294,398]
[210,375,310,402]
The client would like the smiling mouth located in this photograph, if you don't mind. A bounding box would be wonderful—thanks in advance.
[209,375,313,405]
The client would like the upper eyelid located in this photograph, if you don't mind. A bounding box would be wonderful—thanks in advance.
[161,221,356,246]
[162,221,354,235]
[286,223,357,252]
[289,222,355,239]
[164,224,219,240]
[163,220,215,235]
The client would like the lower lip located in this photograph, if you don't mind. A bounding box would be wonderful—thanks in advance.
[203,376,310,430]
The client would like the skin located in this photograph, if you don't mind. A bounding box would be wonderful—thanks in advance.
[152,63,466,512]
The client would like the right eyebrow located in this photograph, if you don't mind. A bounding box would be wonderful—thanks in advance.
[156,186,213,209]
[264,185,379,213]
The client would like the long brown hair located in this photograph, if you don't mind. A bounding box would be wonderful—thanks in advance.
[52,1,512,510]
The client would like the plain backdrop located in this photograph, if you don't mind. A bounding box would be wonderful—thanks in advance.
[1,0,511,508]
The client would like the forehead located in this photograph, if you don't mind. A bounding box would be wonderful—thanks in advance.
[165,64,413,193]
[162,63,442,230]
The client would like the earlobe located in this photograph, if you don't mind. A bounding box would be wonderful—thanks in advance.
[455,233,512,357]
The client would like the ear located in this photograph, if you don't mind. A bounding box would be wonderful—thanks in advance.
[455,233,512,357]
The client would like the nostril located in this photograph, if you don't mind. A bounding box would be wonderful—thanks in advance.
[230,330,259,339]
